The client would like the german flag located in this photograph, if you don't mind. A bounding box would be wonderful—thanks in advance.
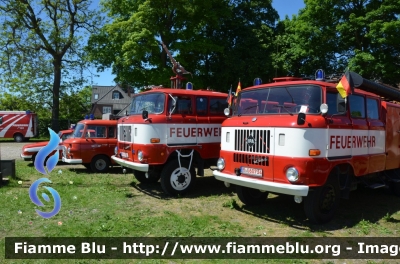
[336,71,352,98]
[235,81,241,96]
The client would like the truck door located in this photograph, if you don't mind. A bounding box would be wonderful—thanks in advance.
[326,92,353,160]
[167,95,197,146]
[82,124,108,161]
[366,97,385,173]
[348,94,369,175]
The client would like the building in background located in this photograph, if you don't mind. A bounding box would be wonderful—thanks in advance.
[91,85,134,118]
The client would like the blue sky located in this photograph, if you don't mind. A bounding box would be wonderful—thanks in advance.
[89,0,305,86]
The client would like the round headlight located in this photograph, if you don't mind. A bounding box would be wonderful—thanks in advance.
[286,167,299,182]
[114,146,118,155]
[137,150,144,161]
[217,158,225,170]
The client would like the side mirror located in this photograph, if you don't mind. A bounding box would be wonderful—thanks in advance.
[297,112,306,125]
[142,110,148,120]
[224,107,232,117]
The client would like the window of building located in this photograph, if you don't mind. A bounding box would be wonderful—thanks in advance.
[103,106,111,114]
[112,91,120,99]
[94,94,99,100]
[349,95,365,118]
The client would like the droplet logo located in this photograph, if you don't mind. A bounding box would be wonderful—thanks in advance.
[29,178,61,218]
[29,128,61,218]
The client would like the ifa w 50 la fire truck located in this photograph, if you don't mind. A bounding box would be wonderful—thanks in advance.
[112,42,228,196]
[213,70,400,224]
[0,111,39,142]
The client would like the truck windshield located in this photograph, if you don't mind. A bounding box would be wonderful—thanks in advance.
[234,85,322,115]
[130,93,165,115]
[72,123,85,138]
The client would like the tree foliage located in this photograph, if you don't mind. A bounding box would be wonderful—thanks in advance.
[87,0,278,90]
[273,0,400,85]
[0,0,103,131]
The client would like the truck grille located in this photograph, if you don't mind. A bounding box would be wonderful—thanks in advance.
[119,125,132,142]
[234,129,270,153]
[234,153,269,166]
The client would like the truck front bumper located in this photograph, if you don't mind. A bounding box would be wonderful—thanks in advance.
[20,153,32,160]
[111,155,149,172]
[213,170,309,196]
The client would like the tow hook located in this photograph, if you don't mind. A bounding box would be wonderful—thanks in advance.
[122,168,127,174]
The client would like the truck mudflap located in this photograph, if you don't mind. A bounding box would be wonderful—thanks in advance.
[111,155,149,172]
[213,170,309,196]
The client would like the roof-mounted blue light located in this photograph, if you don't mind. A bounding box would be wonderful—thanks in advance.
[90,114,94,120]
[315,69,325,81]
[253,78,262,86]
[25,110,31,114]
[85,115,89,120]
[186,82,193,90]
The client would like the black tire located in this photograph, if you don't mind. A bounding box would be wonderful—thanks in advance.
[90,155,110,173]
[160,159,196,196]
[236,186,268,205]
[133,169,160,184]
[304,175,340,224]
[389,181,400,197]
[31,153,37,163]
[83,163,91,170]
[14,133,24,142]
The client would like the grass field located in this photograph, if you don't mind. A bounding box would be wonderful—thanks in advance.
[1,160,400,263]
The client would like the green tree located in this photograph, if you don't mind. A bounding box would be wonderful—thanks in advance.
[274,0,400,85]
[0,0,103,131]
[87,0,278,91]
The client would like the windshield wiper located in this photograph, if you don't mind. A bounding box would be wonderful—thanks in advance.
[238,104,258,117]
[273,105,294,116]
[284,87,295,104]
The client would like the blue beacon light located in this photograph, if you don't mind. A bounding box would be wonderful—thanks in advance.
[253,78,262,86]
[186,82,193,90]
[315,69,325,81]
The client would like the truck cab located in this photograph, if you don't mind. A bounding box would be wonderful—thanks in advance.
[61,119,118,172]
[112,88,228,195]
[214,71,400,224]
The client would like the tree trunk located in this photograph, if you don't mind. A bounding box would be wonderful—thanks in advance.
[52,57,61,132]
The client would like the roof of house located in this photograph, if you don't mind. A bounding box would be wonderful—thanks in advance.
[91,85,133,111]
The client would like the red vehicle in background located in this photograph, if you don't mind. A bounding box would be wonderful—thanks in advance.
[20,129,74,162]
[61,119,118,172]
[0,110,39,142]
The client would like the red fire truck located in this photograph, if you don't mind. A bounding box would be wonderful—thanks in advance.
[213,70,400,224]
[0,111,39,142]
[111,41,228,195]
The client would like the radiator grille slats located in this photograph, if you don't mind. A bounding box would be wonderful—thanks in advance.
[233,153,269,166]
[119,125,132,142]
[234,129,270,154]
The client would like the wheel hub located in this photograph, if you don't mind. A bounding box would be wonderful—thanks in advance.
[170,168,191,190]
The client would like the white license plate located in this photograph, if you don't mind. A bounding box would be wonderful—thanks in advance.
[120,152,129,158]
[240,167,262,177]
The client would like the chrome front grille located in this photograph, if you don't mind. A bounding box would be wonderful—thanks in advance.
[233,153,269,166]
[234,129,270,153]
[119,125,132,142]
